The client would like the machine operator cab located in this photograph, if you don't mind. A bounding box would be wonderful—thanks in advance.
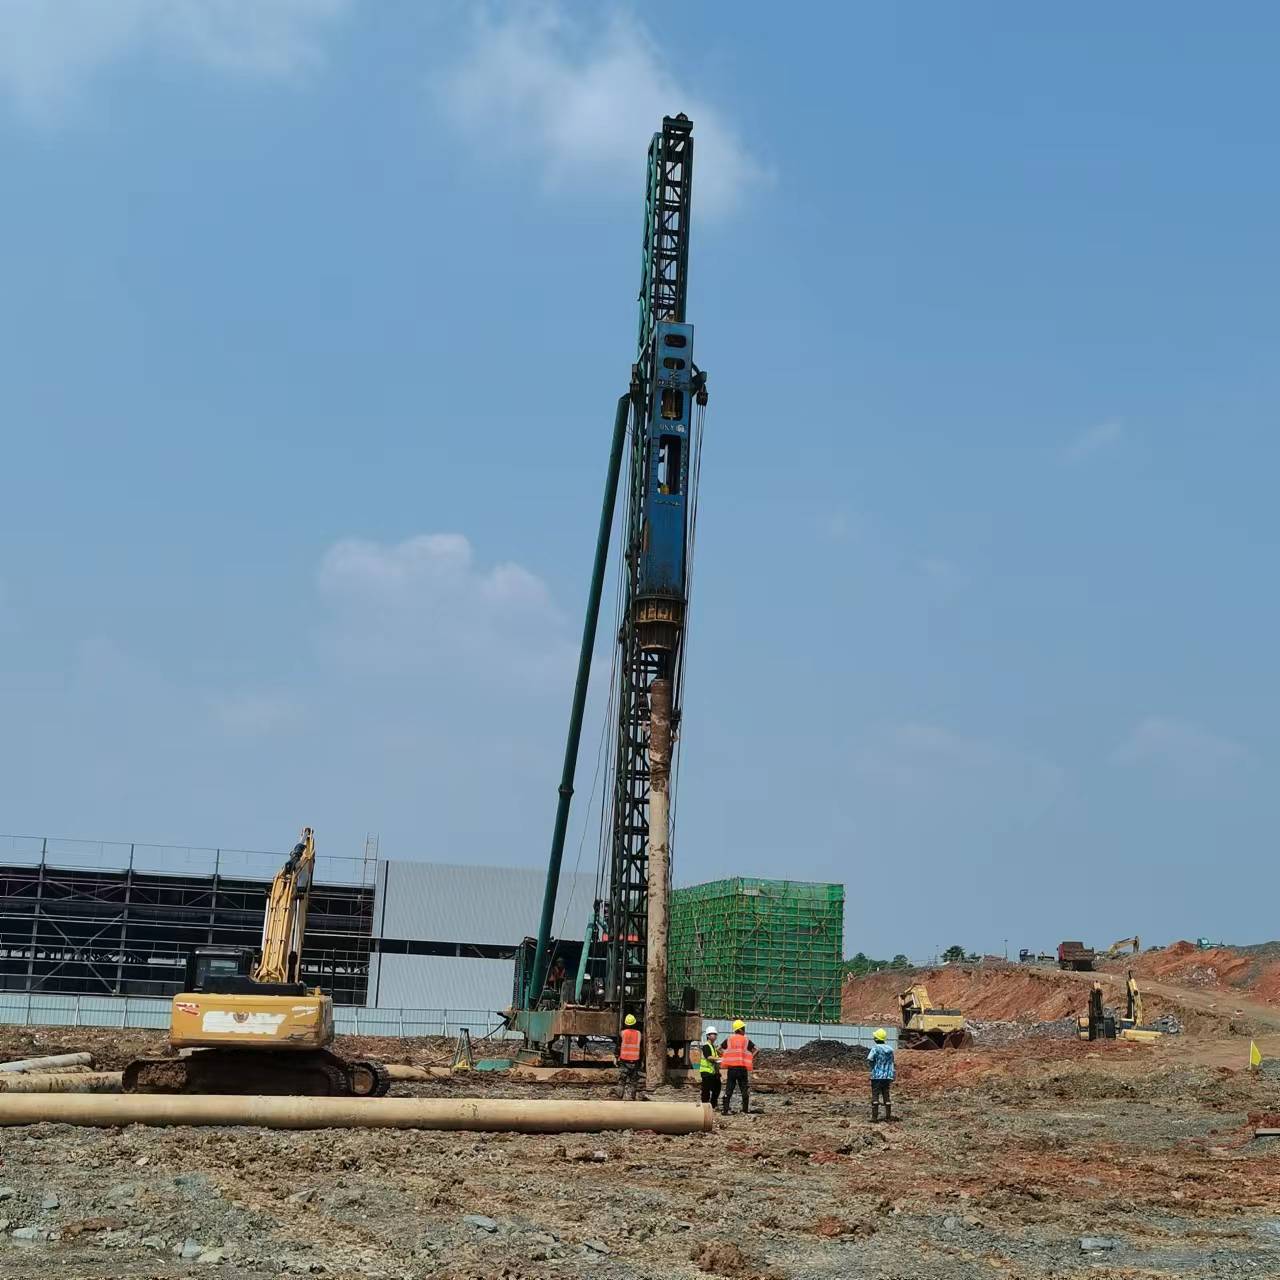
[184,945,306,997]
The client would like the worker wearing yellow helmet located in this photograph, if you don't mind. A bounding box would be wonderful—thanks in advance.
[868,1028,895,1123]
[718,1019,757,1116]
[616,1012,643,1101]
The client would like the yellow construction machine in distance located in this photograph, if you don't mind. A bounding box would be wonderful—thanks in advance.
[1118,972,1163,1044]
[1077,972,1163,1044]
[1103,935,1141,959]
[899,984,972,1050]
[123,829,389,1096]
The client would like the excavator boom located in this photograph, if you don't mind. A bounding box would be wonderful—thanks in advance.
[254,828,316,984]
[1104,935,1140,958]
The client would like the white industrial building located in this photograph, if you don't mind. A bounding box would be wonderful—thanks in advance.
[366,859,597,1011]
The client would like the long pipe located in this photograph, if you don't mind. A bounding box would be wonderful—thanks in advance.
[0,1072,122,1093]
[0,1052,94,1073]
[0,1094,714,1134]
[644,677,673,1090]
[384,1064,450,1081]
[526,392,632,1007]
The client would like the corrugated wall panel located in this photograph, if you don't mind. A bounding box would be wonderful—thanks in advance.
[370,953,515,1015]
[374,861,596,947]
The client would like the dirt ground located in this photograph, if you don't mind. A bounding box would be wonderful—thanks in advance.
[0,1021,1278,1279]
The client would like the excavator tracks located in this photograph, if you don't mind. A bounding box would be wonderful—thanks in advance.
[899,1029,974,1051]
[122,1049,386,1096]
[348,1059,392,1098]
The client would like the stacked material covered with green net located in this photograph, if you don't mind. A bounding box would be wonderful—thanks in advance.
[669,878,845,1022]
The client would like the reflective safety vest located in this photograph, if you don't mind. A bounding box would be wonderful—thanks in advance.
[619,1027,642,1062]
[698,1040,720,1075]
[719,1032,753,1070]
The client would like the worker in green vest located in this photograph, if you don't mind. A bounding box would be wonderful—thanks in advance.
[697,1026,721,1108]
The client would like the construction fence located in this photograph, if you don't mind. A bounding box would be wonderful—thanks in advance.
[0,993,891,1048]
[0,993,515,1040]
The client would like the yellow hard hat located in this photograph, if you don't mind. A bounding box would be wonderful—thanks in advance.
[732,1019,745,1032]
[624,1014,637,1027]
[874,1028,887,1042]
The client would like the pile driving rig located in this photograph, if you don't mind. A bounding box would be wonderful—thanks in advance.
[123,829,389,1096]
[508,115,708,1074]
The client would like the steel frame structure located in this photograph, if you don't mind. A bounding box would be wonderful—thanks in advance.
[605,114,697,1014]
[0,843,374,1003]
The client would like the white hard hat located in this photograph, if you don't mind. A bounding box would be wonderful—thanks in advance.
[706,1026,717,1036]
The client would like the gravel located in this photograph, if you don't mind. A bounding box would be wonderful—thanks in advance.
[773,1040,871,1066]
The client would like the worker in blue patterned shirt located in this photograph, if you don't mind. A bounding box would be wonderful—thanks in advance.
[868,1028,895,1122]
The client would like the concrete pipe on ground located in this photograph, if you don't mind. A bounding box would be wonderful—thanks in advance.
[0,1094,715,1134]
[383,1064,450,1081]
[0,1052,94,1074]
[0,1072,123,1093]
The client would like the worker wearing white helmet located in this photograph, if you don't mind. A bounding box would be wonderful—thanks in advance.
[697,1026,722,1109]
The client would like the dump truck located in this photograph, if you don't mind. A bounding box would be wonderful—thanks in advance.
[1057,941,1096,971]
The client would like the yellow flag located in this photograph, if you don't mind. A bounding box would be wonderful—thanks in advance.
[1249,1041,1262,1069]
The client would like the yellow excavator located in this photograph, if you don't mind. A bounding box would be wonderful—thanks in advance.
[1103,935,1141,959]
[898,985,972,1050]
[123,829,389,1095]
[1077,972,1163,1044]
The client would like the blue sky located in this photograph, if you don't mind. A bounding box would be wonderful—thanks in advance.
[1,2,1276,961]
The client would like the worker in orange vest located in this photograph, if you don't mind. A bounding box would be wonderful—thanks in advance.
[616,1012,642,1100]
[717,1019,757,1115]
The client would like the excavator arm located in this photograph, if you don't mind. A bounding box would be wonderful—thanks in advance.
[1105,936,1141,958]
[1126,974,1143,1027]
[252,827,315,986]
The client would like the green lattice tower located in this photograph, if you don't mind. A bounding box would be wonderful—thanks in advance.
[669,878,845,1023]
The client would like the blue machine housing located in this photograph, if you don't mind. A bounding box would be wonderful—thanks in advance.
[638,320,695,603]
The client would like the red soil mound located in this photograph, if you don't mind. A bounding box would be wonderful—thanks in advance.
[1110,940,1280,1006]
[841,964,1082,1024]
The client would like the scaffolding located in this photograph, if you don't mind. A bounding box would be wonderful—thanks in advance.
[0,835,375,1004]
[669,878,845,1023]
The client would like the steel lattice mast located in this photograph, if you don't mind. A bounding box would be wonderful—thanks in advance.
[519,116,705,1072]
[606,114,705,1020]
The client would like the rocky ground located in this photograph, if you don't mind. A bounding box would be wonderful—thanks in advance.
[0,1026,1278,1278]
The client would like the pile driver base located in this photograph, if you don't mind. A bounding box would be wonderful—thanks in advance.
[508,1006,703,1068]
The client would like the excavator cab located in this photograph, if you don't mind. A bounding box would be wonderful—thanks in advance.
[185,946,251,991]
[184,945,304,997]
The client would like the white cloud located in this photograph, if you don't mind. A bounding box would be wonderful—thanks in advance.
[853,722,1065,810]
[316,532,572,686]
[0,0,350,119]
[208,691,298,736]
[1112,716,1248,780]
[916,556,969,599]
[1063,417,1124,464]
[436,3,767,219]
[824,510,852,541]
